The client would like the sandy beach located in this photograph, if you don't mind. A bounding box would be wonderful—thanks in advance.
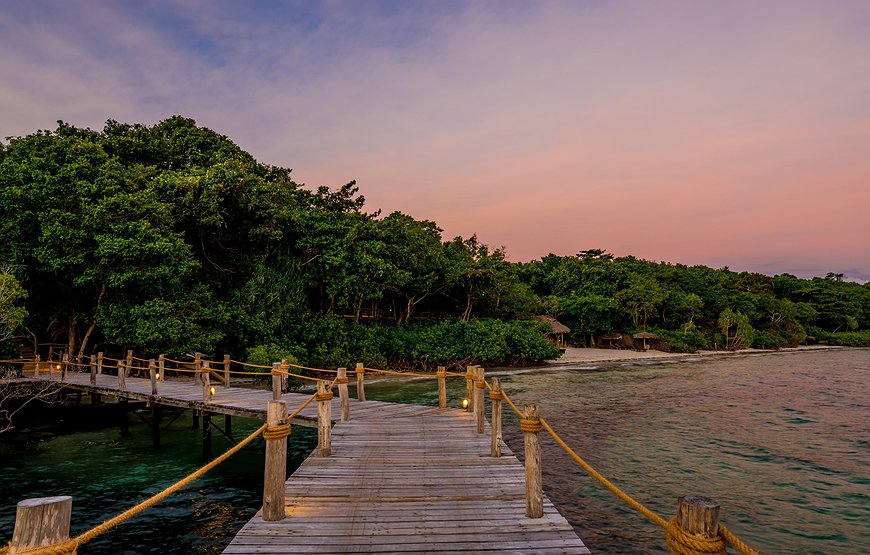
[547,345,843,365]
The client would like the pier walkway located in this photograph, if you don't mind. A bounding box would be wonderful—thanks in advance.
[11,370,590,554]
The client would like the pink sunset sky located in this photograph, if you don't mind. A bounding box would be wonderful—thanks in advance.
[2,1,869,281]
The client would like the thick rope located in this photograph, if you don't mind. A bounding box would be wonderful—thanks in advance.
[489,390,504,400]
[334,377,348,385]
[314,390,334,402]
[262,423,291,441]
[475,379,486,389]
[1,423,267,555]
[666,517,726,555]
[520,418,543,434]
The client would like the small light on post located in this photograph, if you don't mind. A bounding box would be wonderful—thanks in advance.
[56,364,61,371]
[155,373,160,380]
[462,398,469,409]
[210,386,216,396]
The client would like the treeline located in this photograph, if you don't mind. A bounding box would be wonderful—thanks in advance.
[0,118,556,368]
[518,250,870,351]
[1,118,868,369]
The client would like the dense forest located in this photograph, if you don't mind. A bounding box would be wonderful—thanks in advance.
[1,118,868,369]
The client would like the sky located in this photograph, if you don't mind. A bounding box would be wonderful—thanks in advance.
[1,1,869,281]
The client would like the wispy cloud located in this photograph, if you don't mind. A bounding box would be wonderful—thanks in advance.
[1,0,868,278]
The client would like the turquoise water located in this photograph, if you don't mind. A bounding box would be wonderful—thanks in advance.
[2,349,868,553]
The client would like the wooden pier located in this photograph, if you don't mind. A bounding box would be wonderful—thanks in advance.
[12,370,590,554]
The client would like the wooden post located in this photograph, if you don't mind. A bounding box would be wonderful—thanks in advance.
[465,365,475,411]
[47,346,54,365]
[280,359,289,393]
[194,352,202,385]
[224,414,233,436]
[125,350,133,373]
[474,366,486,434]
[522,404,544,518]
[158,353,165,381]
[271,362,281,401]
[34,354,41,377]
[118,361,126,391]
[490,377,503,457]
[89,354,96,386]
[9,496,72,554]
[675,495,721,540]
[223,354,231,388]
[97,352,103,375]
[61,353,69,381]
[317,380,332,457]
[337,367,349,421]
[262,400,288,521]
[202,364,212,403]
[149,359,158,395]
[437,366,447,408]
[192,409,199,430]
[355,362,365,401]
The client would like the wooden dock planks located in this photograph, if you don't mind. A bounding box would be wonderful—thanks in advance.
[224,403,590,554]
[20,371,590,552]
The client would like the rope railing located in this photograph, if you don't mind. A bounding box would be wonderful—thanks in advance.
[491,380,758,555]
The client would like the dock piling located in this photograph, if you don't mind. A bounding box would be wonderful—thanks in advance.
[262,400,288,521]
[490,377,503,457]
[522,403,544,518]
[337,367,349,421]
[355,362,365,401]
[10,496,72,554]
[437,366,447,408]
[316,380,332,457]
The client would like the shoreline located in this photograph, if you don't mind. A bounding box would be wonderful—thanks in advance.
[544,344,847,367]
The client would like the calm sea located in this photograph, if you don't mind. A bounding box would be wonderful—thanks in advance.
[1,348,867,554]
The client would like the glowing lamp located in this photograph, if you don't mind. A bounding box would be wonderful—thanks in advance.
[462,398,469,409]
[155,373,160,380]
[56,364,61,370]
[209,386,216,396]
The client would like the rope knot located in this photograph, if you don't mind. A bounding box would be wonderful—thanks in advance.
[334,377,349,384]
[665,516,726,555]
[315,390,334,402]
[436,370,446,378]
[465,372,475,380]
[475,380,486,389]
[262,423,292,441]
[489,390,504,400]
[520,418,543,434]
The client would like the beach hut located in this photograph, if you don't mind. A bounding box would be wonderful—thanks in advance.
[600,332,623,348]
[534,315,571,348]
[632,331,658,351]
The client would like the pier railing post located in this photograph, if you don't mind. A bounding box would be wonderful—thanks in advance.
[89,354,96,386]
[194,352,202,385]
[223,354,231,388]
[280,359,290,393]
[672,495,721,552]
[437,366,447,408]
[522,404,544,518]
[126,350,133,375]
[158,354,165,381]
[97,352,103,375]
[34,354,41,378]
[474,366,486,434]
[149,359,158,395]
[490,377,503,457]
[118,361,127,391]
[337,367,350,421]
[465,366,475,411]
[271,363,281,401]
[61,353,69,382]
[202,362,212,403]
[355,362,365,401]
[316,380,333,456]
[10,496,72,553]
[262,400,289,521]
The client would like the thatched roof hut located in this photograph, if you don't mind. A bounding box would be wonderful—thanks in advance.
[632,331,658,350]
[534,316,571,347]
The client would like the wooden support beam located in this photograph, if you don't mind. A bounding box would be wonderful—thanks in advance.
[271,363,281,401]
[9,496,72,554]
[676,495,721,540]
[224,414,232,437]
[490,377,503,457]
[202,364,212,403]
[465,365,475,412]
[355,362,365,401]
[262,400,288,522]
[474,366,486,434]
[194,352,202,385]
[89,354,96,386]
[437,366,447,408]
[97,352,103,375]
[61,353,68,382]
[149,359,158,395]
[34,354,41,377]
[118,361,126,392]
[223,354,231,389]
[522,404,544,518]
[317,380,332,457]
[337,367,349,422]
[158,354,165,381]
[202,412,212,458]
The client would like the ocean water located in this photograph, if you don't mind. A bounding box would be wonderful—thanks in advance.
[1,349,868,554]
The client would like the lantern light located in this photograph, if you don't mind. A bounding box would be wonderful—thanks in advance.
[209,386,216,396]
[462,398,469,409]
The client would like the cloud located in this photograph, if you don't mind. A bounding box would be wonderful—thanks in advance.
[1,0,868,277]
